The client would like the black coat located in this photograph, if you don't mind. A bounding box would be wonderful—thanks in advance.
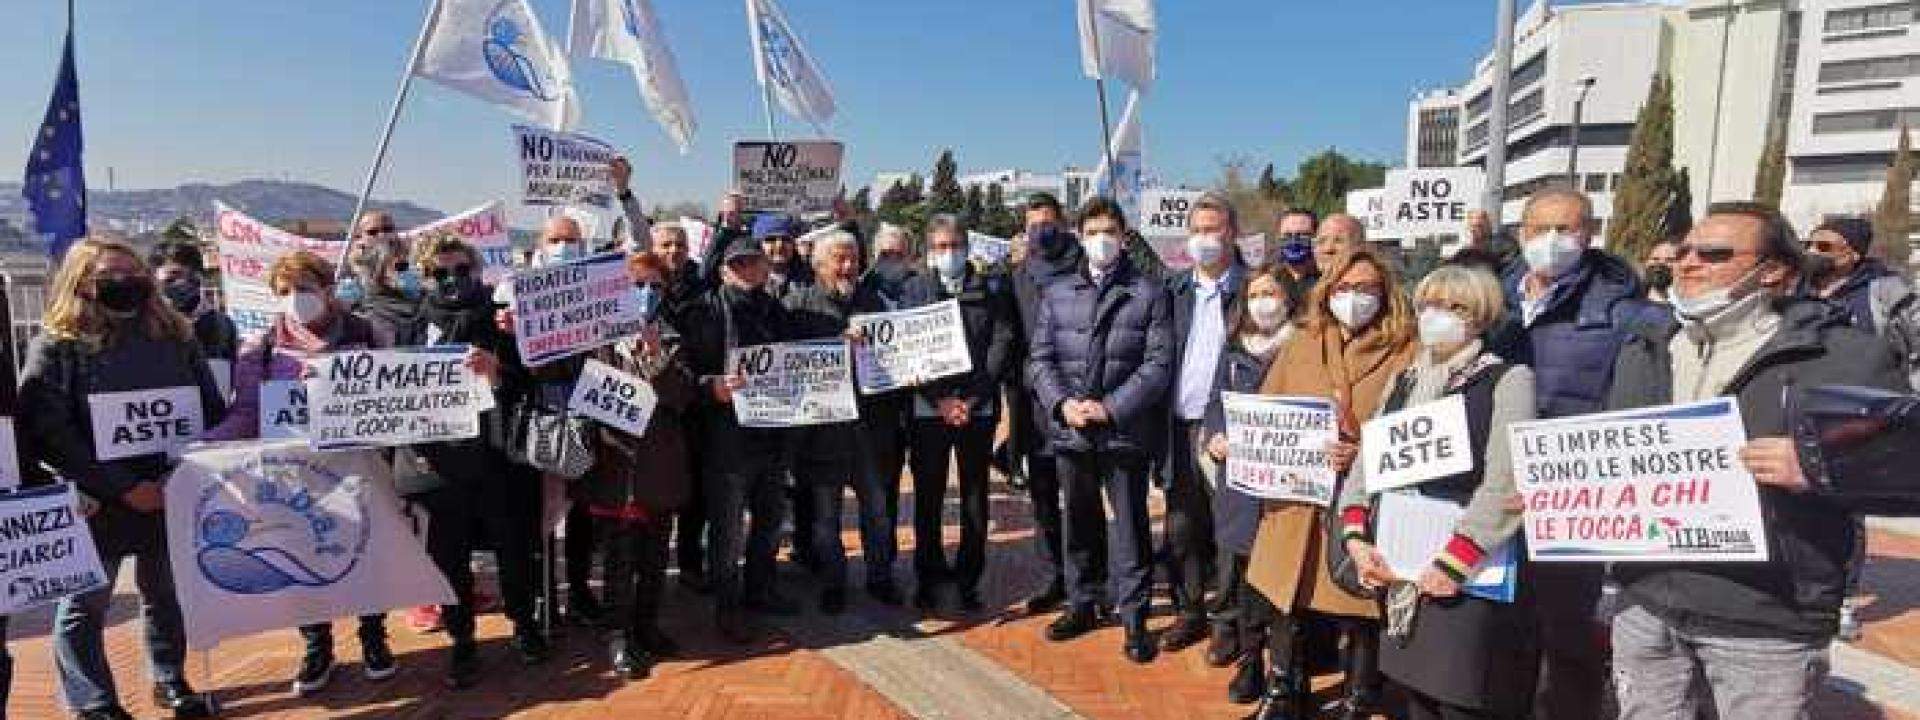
[783,280,888,461]
[680,283,792,449]
[1166,265,1246,456]
[901,268,1020,418]
[412,288,535,490]
[1201,344,1272,554]
[1607,298,1910,640]
[1027,255,1174,455]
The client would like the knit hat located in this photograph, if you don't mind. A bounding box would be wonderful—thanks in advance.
[1816,217,1874,256]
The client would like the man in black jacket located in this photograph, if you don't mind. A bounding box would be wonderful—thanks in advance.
[1605,203,1909,720]
[680,238,799,642]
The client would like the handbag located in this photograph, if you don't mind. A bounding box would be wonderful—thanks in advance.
[519,404,596,480]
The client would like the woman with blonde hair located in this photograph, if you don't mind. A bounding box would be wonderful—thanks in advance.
[20,238,227,719]
[1244,249,1417,720]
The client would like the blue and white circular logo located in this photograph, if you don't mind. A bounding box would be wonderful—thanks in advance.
[193,455,370,595]
[483,0,562,101]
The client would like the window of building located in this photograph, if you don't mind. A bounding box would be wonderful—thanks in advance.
[1791,155,1893,185]
[1811,107,1920,134]
[1819,54,1919,83]
[1824,2,1916,34]
[1584,173,1609,193]
[1510,89,1545,126]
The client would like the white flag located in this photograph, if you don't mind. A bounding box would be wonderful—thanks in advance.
[1077,0,1156,93]
[1093,89,1145,221]
[570,0,697,153]
[165,441,456,649]
[746,0,837,129]
[415,0,578,130]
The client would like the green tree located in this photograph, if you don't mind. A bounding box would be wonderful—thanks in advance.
[1257,162,1289,205]
[963,184,986,229]
[982,183,1020,238]
[1874,125,1914,275]
[1216,155,1287,236]
[1290,149,1386,218]
[1665,167,1695,244]
[927,150,965,216]
[1753,126,1787,209]
[850,186,872,213]
[161,216,199,242]
[1607,74,1680,263]
[877,180,916,228]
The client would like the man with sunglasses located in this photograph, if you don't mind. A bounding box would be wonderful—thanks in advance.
[1799,218,1920,379]
[1604,202,1908,720]
[1487,185,1667,720]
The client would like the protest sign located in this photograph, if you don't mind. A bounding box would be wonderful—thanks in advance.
[567,358,658,437]
[1222,392,1339,504]
[87,386,203,461]
[560,205,610,247]
[258,380,309,440]
[968,232,1011,268]
[1381,168,1485,238]
[0,483,108,615]
[515,125,617,209]
[849,300,973,395]
[1345,188,1390,239]
[1138,188,1203,270]
[732,141,844,214]
[303,346,486,451]
[1373,491,1517,602]
[1362,394,1473,494]
[729,339,858,428]
[208,359,234,402]
[510,252,649,366]
[680,217,714,263]
[165,440,455,648]
[1509,397,1768,562]
[213,202,345,335]
[400,201,515,284]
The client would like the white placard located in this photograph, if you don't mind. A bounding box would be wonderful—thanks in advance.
[0,483,108,615]
[207,359,234,402]
[401,201,516,285]
[212,202,346,335]
[679,217,714,264]
[258,380,309,440]
[511,252,649,366]
[303,347,486,451]
[567,358,659,437]
[1509,397,1769,563]
[1380,168,1486,238]
[967,232,1010,267]
[1362,394,1474,494]
[87,386,204,462]
[850,300,973,395]
[732,140,845,214]
[1138,188,1204,270]
[1221,392,1339,505]
[1373,491,1517,602]
[1346,188,1389,239]
[515,125,617,208]
[729,339,858,428]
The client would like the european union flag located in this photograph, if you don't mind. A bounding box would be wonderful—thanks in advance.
[24,28,86,259]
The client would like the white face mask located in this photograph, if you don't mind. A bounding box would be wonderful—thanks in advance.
[542,241,585,267]
[1329,291,1382,330]
[1238,237,1270,268]
[1248,297,1288,331]
[285,291,329,326]
[1523,230,1585,277]
[929,250,968,278]
[1417,307,1471,348]
[1672,264,1764,323]
[1187,233,1226,267]
[1084,233,1121,269]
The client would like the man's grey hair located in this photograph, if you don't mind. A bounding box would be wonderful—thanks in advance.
[1191,191,1240,233]
[1522,184,1594,226]
[926,213,967,241]
[809,228,861,270]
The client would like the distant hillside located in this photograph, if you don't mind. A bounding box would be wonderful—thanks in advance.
[0,179,443,231]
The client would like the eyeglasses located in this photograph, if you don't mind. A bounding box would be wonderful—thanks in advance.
[429,265,474,281]
[1674,242,1746,265]
[391,261,410,273]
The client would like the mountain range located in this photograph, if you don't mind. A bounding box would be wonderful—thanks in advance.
[0,179,444,235]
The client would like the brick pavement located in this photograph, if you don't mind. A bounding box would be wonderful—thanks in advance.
[7,477,1920,719]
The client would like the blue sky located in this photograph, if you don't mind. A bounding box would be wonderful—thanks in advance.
[1,1,1508,217]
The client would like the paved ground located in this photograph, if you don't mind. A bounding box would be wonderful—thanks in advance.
[9,475,1920,719]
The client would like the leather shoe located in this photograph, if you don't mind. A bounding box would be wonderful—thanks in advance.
[74,707,135,720]
[1227,654,1266,704]
[1159,616,1209,652]
[1204,626,1241,667]
[610,634,654,680]
[1123,624,1157,664]
[635,625,680,658]
[867,580,905,606]
[819,587,848,615]
[957,587,985,612]
[446,640,479,689]
[512,624,550,665]
[1044,606,1100,642]
[744,589,801,616]
[1023,581,1066,614]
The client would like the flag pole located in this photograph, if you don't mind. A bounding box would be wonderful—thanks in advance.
[1082,0,1118,197]
[344,0,441,250]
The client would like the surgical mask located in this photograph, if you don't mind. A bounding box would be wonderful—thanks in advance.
[1248,297,1288,331]
[284,291,329,326]
[1187,233,1226,267]
[1417,308,1471,348]
[162,277,202,314]
[334,276,367,306]
[930,250,968,279]
[1280,234,1314,265]
[1329,291,1381,330]
[95,277,151,313]
[542,241,585,266]
[1672,264,1764,324]
[1523,230,1585,277]
[1645,264,1673,292]
[393,269,425,300]
[1083,233,1121,269]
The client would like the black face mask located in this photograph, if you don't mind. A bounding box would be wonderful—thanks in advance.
[96,277,152,313]
[1030,223,1072,260]
[433,274,480,304]
[1645,264,1673,291]
[162,277,201,313]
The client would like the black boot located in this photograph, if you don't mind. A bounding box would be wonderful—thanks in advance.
[1325,622,1385,720]
[610,632,653,680]
[1227,652,1265,705]
[1250,667,1308,720]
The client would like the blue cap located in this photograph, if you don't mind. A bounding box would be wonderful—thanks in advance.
[752,213,800,240]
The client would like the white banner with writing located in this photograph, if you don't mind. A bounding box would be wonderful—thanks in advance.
[1222,392,1338,505]
[515,125,616,208]
[87,386,203,462]
[729,339,858,428]
[850,300,972,395]
[567,358,658,437]
[732,140,844,214]
[511,253,649,366]
[1362,394,1473,494]
[401,201,516,285]
[0,483,108,615]
[302,346,488,451]
[213,202,345,335]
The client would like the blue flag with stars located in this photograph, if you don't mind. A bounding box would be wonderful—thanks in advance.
[24,27,87,259]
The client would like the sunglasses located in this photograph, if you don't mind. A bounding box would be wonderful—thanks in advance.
[1802,239,1848,254]
[1674,242,1745,265]
[429,265,474,281]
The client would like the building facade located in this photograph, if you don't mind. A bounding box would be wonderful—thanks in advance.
[1407,89,1464,169]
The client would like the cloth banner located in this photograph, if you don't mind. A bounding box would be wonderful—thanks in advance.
[849,300,972,395]
[0,483,108,615]
[416,0,576,130]
[729,339,857,428]
[400,201,516,284]
[213,202,344,335]
[1221,392,1338,504]
[510,252,648,366]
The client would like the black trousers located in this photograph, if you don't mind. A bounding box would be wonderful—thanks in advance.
[1530,563,1606,720]
[596,516,669,637]
[908,416,994,591]
[565,501,597,599]
[297,615,386,647]
[1165,419,1218,621]
[419,471,543,641]
[676,425,710,578]
[705,432,788,612]
[1057,451,1152,621]
[793,446,895,591]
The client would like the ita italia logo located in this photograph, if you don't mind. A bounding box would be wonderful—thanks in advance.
[483,1,562,101]
[193,456,370,595]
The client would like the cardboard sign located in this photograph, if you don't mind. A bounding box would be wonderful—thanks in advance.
[1508,397,1769,563]
[1373,491,1518,603]
[1362,394,1474,494]
[1138,188,1204,270]
[967,232,1011,268]
[1221,392,1339,504]
[1381,168,1485,238]
[1346,188,1390,239]
[0,483,108,615]
[87,387,204,461]
[729,339,858,428]
[567,358,659,437]
[850,300,973,395]
[511,253,650,366]
[401,201,516,284]
[258,380,309,440]
[732,140,845,214]
[213,202,346,335]
[303,346,487,451]
[515,125,617,208]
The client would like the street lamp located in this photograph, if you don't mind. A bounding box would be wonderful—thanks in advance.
[1568,74,1597,187]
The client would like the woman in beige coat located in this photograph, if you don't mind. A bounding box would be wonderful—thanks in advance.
[1245,250,1416,720]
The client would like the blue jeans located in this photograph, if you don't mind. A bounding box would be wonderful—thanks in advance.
[56,508,185,711]
[1612,602,1830,720]
[794,445,894,591]
[1056,451,1152,622]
